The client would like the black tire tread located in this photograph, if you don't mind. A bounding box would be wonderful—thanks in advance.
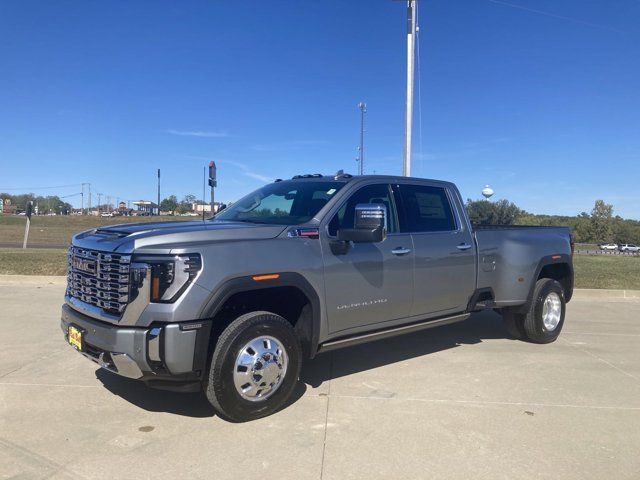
[502,309,527,340]
[522,278,565,344]
[205,311,301,422]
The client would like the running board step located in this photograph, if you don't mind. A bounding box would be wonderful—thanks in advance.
[318,313,470,353]
[473,300,496,310]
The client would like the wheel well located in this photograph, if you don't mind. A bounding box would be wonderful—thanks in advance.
[207,286,314,357]
[538,263,572,299]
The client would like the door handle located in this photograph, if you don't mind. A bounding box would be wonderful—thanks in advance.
[456,243,472,251]
[391,247,412,255]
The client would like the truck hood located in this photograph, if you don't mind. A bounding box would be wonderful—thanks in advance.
[72,220,288,253]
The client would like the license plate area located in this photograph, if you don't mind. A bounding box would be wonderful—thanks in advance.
[68,325,84,351]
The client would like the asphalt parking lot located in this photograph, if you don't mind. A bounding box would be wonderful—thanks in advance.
[1,277,639,480]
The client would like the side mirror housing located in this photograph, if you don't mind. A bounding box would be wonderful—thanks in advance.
[337,203,387,243]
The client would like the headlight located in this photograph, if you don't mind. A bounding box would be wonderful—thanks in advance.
[132,253,202,303]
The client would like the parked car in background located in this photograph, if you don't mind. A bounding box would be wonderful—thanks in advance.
[619,244,640,252]
[599,243,618,250]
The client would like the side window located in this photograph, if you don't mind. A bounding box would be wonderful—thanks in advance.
[398,184,456,233]
[327,184,397,236]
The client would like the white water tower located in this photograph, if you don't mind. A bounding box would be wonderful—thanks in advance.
[482,185,494,199]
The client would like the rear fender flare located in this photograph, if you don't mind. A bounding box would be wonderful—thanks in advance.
[518,254,574,313]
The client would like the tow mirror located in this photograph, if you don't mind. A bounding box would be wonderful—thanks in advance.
[337,203,387,243]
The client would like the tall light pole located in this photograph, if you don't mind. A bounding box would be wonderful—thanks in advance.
[403,0,417,177]
[357,102,367,175]
[157,169,161,216]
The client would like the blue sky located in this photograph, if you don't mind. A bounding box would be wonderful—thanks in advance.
[1,0,639,218]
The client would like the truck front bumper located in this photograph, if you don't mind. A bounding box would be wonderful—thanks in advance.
[61,304,211,392]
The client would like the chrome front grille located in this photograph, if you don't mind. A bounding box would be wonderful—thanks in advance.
[67,247,131,315]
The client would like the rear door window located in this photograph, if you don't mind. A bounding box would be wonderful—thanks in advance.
[397,184,457,233]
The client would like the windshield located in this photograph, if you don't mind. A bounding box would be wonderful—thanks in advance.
[214,181,345,225]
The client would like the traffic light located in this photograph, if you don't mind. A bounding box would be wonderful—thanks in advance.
[208,161,217,188]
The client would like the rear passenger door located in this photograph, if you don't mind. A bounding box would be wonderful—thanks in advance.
[395,183,476,317]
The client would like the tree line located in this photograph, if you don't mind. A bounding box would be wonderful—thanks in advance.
[466,198,640,244]
[0,193,74,215]
[159,194,208,215]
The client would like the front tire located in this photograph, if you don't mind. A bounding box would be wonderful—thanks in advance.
[205,311,301,422]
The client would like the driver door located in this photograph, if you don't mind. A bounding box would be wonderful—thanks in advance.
[320,183,414,335]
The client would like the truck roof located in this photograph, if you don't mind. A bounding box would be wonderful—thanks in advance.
[277,173,454,187]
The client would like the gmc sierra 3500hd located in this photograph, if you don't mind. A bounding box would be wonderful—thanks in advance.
[62,173,573,422]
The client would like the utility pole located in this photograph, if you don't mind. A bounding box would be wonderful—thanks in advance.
[202,165,206,221]
[403,0,417,177]
[357,102,367,175]
[80,184,84,215]
[208,161,217,217]
[157,169,161,216]
[97,193,102,214]
[80,183,91,214]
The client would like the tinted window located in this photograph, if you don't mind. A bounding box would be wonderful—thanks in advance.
[328,184,397,235]
[398,184,456,232]
[215,181,344,225]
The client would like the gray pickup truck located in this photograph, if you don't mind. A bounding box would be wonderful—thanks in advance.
[62,173,574,421]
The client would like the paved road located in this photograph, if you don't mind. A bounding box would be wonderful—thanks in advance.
[1,278,639,480]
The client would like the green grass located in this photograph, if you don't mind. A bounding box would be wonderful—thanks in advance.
[1,245,639,291]
[575,243,599,252]
[0,248,68,276]
[573,255,640,290]
[0,215,192,245]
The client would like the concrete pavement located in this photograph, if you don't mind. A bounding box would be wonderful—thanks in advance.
[1,278,639,479]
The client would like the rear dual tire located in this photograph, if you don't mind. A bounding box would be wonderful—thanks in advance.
[502,278,566,343]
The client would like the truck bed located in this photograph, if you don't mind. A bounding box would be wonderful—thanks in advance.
[473,225,572,306]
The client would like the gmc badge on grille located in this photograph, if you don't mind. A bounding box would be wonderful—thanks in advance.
[72,257,96,273]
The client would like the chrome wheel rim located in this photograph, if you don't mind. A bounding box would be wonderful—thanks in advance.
[233,336,288,402]
[542,292,562,331]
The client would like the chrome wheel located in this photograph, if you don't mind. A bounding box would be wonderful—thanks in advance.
[233,336,288,402]
[542,292,562,331]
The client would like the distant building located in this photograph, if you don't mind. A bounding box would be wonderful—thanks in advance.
[192,203,212,213]
[1,198,14,214]
[192,202,225,214]
[132,200,159,215]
